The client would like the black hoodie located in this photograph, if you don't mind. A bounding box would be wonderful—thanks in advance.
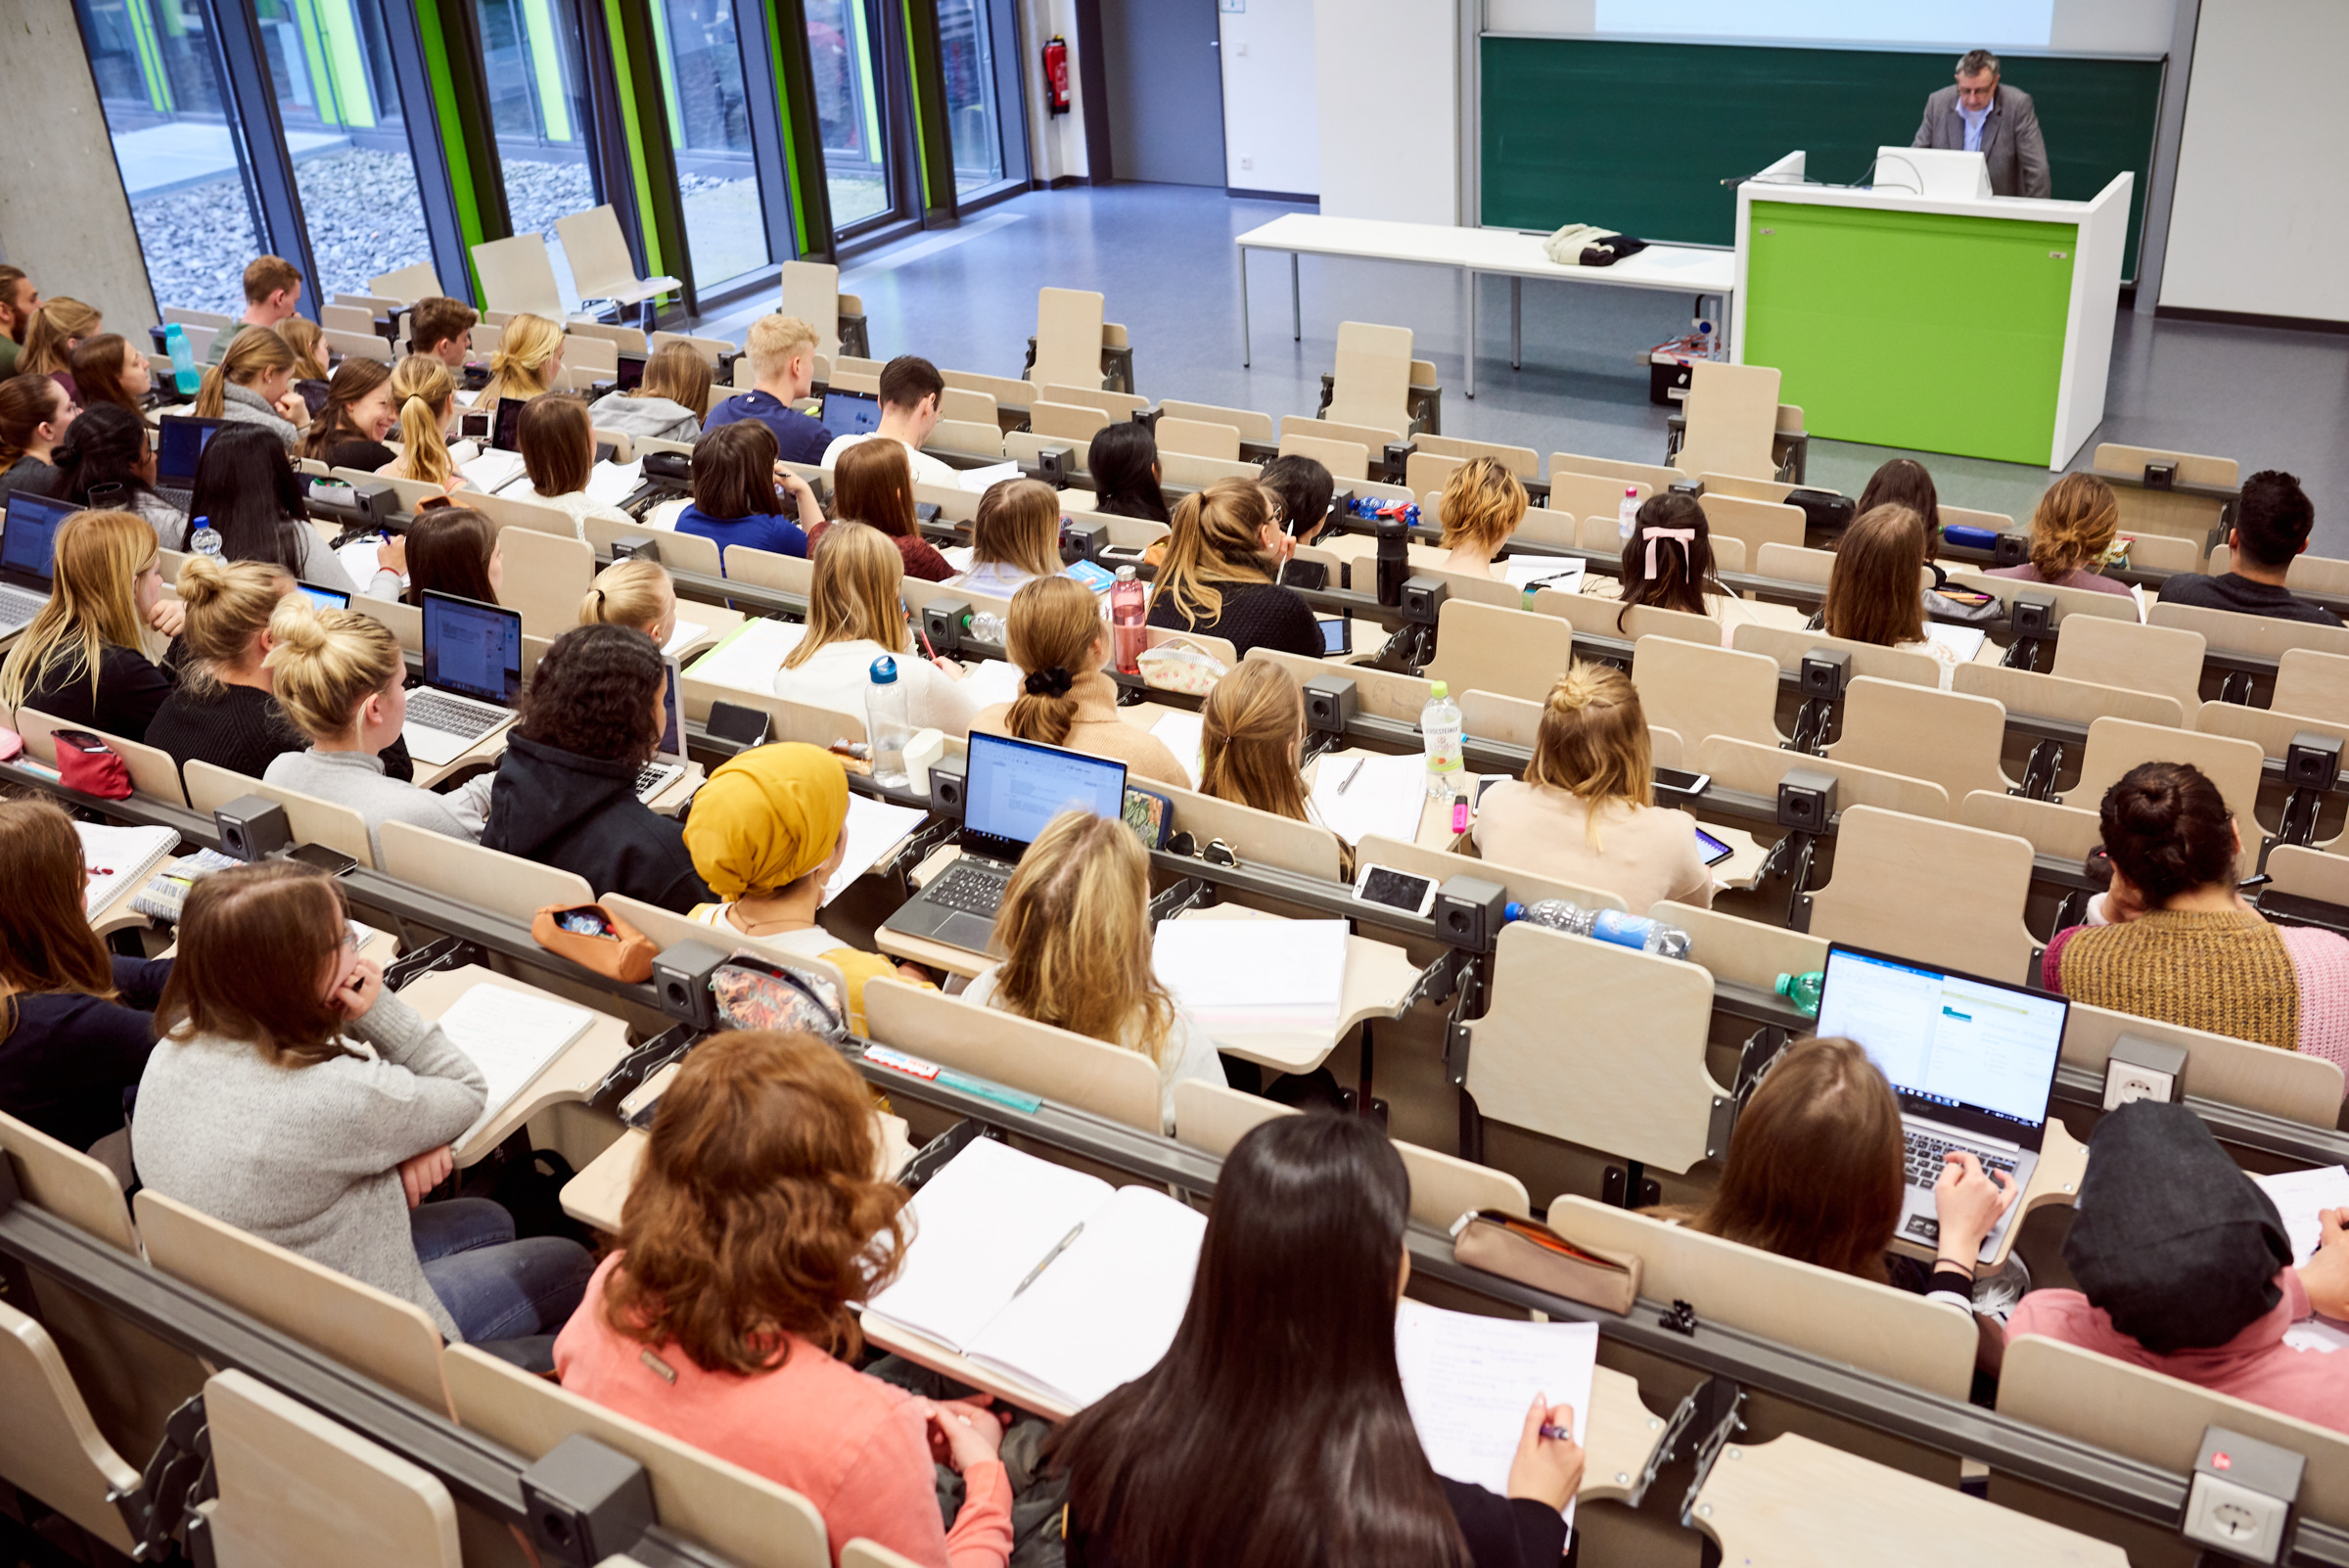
[481,733,713,913]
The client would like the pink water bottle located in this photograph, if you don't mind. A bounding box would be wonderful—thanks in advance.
[1111,565,1147,674]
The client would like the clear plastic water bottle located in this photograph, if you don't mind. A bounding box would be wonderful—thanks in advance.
[865,656,913,788]
[1506,899,1692,960]
[1421,679,1462,800]
[1775,970,1824,1018]
[163,323,199,397]
[968,610,1006,645]
[1618,486,1640,542]
[1110,566,1147,675]
[189,515,222,558]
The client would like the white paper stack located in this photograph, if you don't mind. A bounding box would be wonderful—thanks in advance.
[585,458,645,508]
[335,537,398,590]
[956,660,1027,713]
[457,448,528,494]
[1396,1299,1598,1527]
[823,793,930,905]
[685,618,807,693]
[1152,917,1348,1036]
[434,984,596,1145]
[957,460,1023,493]
[2253,1166,2349,1267]
[661,619,710,659]
[1502,557,1587,593]
[1922,621,1988,663]
[1150,710,1205,788]
[76,823,181,919]
[1310,751,1428,847]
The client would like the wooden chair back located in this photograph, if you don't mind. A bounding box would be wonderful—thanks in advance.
[1755,540,1836,587]
[1247,646,1430,721]
[569,319,649,354]
[1829,676,2012,800]
[325,327,392,364]
[554,206,648,300]
[355,591,426,654]
[2196,699,2349,764]
[929,419,1005,457]
[1158,779,1345,880]
[1946,568,2139,626]
[1952,664,2186,730]
[443,1344,833,1566]
[1155,416,1240,462]
[0,1300,142,1553]
[2050,615,2206,715]
[0,1111,136,1252]
[1043,383,1146,420]
[2148,599,2349,662]
[1278,429,1370,481]
[1542,470,1652,523]
[560,333,620,377]
[134,1189,452,1414]
[1412,432,1539,478]
[497,526,598,638]
[1417,564,1523,612]
[1631,634,1784,748]
[2065,717,2265,876]
[722,544,813,598]
[377,819,592,921]
[184,760,377,868]
[1032,286,1107,391]
[201,1369,462,1566]
[1029,399,1110,443]
[1807,806,2040,984]
[1531,585,1725,648]
[779,258,842,358]
[1653,901,1827,994]
[2057,992,2344,1127]
[585,514,722,577]
[1427,598,1573,703]
[1155,449,1261,487]
[864,980,1163,1131]
[2280,551,2349,598]
[1326,320,1413,437]
[1958,791,2103,862]
[2092,441,2238,488]
[370,261,442,302]
[1699,735,1949,820]
[1550,451,1681,493]
[1452,687,1543,751]
[2122,530,2201,574]
[1937,501,2015,535]
[600,894,849,999]
[1158,398,1275,442]
[1674,360,1780,483]
[2276,648,2349,722]
[937,386,996,426]
[12,709,187,805]
[648,332,737,367]
[1730,623,1945,689]
[590,428,634,463]
[680,676,865,743]
[1463,923,1727,1174]
[1698,490,1804,555]
[469,234,563,318]
[1355,833,1627,913]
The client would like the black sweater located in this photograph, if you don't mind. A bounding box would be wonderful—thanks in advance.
[481,733,713,912]
[1146,578,1323,660]
[0,955,171,1152]
[146,680,305,782]
[18,643,175,743]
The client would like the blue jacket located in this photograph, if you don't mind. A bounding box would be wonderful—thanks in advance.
[674,505,808,571]
[703,391,832,465]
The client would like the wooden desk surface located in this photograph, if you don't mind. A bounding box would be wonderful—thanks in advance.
[1172,904,1420,1074]
[395,964,637,1167]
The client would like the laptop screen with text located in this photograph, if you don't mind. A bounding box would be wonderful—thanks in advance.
[156,416,226,485]
[2,492,74,583]
[421,590,524,705]
[1815,945,2066,1136]
[963,732,1127,852]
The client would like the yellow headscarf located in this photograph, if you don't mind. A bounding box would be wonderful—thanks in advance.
[682,742,851,899]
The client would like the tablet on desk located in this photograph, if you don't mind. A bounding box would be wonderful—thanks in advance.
[1695,826,1734,867]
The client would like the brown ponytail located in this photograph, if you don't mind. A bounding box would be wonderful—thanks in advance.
[1002,576,1102,746]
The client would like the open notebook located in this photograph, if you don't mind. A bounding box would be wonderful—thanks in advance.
[1397,1300,1598,1528]
[2252,1166,2349,1354]
[861,1137,1205,1410]
[76,823,180,919]
[432,984,595,1145]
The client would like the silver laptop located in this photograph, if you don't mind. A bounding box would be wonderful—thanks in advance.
[878,731,1128,955]
[0,490,71,635]
[635,655,687,805]
[403,590,524,765]
[1814,943,2069,1263]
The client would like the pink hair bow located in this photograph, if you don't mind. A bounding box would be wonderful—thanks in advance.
[1643,528,1695,577]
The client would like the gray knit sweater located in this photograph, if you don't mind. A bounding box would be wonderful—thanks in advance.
[132,992,485,1339]
[265,746,489,862]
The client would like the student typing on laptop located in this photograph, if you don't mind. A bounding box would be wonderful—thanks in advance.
[54,403,188,547]
[0,507,175,742]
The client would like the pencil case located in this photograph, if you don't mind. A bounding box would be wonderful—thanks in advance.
[1451,1209,1642,1315]
[531,902,658,984]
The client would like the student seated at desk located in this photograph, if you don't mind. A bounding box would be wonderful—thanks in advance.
[809,436,955,583]
[774,524,977,735]
[586,339,709,444]
[192,425,400,597]
[298,357,399,473]
[962,810,1223,1130]
[19,298,99,393]
[0,509,174,742]
[193,328,305,446]
[515,394,632,537]
[408,297,478,372]
[0,370,75,507]
[0,800,171,1153]
[1822,504,1960,689]
[702,312,829,464]
[380,354,466,491]
[1855,457,1949,587]
[67,333,150,417]
[1262,453,1335,591]
[264,599,482,856]
[278,315,331,388]
[2045,762,2349,1083]
[1048,1112,1584,1568]
[1581,493,1758,646]
[579,557,678,645]
[556,1030,1013,1568]
[975,576,1186,786]
[2157,470,2342,628]
[952,477,1063,597]
[484,624,714,912]
[135,859,594,1345]
[1472,664,1715,913]
[682,744,934,1032]
[477,312,562,411]
[818,353,959,490]
[1086,422,1171,525]
[400,505,500,607]
[1439,456,1525,578]
[1200,657,1316,822]
[1987,474,2132,599]
[676,420,819,566]
[1145,478,1321,660]
[147,555,301,779]
[2006,1101,2349,1435]
[200,256,301,368]
[53,402,186,547]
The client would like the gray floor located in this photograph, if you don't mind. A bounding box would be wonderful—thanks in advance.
[702,182,2349,553]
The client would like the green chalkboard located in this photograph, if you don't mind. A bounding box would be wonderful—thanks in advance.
[1479,37,2162,279]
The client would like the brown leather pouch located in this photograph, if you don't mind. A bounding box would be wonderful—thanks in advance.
[530,902,658,983]
[1451,1209,1642,1314]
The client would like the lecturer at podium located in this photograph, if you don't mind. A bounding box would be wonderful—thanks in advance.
[1911,49,2050,199]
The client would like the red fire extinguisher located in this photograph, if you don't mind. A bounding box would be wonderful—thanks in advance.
[1043,34,1070,116]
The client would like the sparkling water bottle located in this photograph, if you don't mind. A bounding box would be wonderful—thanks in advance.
[865,656,913,788]
[1421,679,1462,800]
[1110,566,1147,674]
[189,515,223,559]
[1618,486,1640,542]
[1506,899,1692,960]
[1775,970,1824,1019]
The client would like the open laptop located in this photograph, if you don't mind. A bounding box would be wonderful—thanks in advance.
[293,581,351,612]
[0,490,70,635]
[402,590,524,766]
[879,731,1128,954]
[490,395,526,453]
[1813,943,2068,1262]
[1873,146,1993,201]
[154,415,228,512]
[819,388,882,440]
[635,656,687,804]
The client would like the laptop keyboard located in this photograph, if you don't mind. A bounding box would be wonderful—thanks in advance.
[924,862,1007,917]
[633,761,682,800]
[0,585,43,632]
[156,485,194,512]
[1904,1130,2016,1191]
[405,690,506,742]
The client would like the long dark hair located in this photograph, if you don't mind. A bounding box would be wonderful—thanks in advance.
[1616,491,1725,630]
[189,423,311,576]
[1087,422,1170,523]
[56,403,164,510]
[68,335,142,415]
[1855,458,1941,546]
[403,506,498,607]
[299,356,393,462]
[1051,1114,1471,1568]
[2099,761,2236,907]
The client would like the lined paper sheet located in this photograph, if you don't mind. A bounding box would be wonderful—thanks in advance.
[1153,918,1347,1034]
[1396,1300,1598,1528]
[434,985,595,1145]
[1310,751,1429,847]
[2253,1166,2349,1267]
[76,823,180,918]
[823,794,931,904]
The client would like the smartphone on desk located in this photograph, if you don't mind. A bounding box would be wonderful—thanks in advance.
[1653,766,1710,800]
[1353,863,1438,918]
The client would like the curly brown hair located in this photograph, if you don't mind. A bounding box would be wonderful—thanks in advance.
[603,1030,908,1373]
[517,623,667,766]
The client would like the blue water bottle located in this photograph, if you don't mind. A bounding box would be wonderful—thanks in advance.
[163,323,200,397]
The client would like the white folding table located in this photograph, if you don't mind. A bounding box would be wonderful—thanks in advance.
[1234,213,1736,396]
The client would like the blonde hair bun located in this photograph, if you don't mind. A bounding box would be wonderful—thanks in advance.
[175,552,230,605]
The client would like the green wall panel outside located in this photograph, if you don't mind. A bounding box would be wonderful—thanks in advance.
[1743,201,2076,465]
[1480,37,2160,279]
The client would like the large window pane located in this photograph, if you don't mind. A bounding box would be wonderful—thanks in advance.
[806,0,891,229]
[474,0,598,242]
[651,0,771,291]
[253,0,436,301]
[72,0,264,315]
[937,0,1001,196]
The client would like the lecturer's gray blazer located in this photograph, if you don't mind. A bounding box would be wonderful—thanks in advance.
[1911,82,2050,199]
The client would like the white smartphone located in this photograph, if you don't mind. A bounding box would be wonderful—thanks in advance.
[1353,862,1438,917]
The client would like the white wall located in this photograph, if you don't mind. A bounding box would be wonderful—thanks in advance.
[1486,0,2172,51]
[1313,0,1456,222]
[1017,0,1089,182]
[1219,0,1318,196]
[2160,0,2349,320]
